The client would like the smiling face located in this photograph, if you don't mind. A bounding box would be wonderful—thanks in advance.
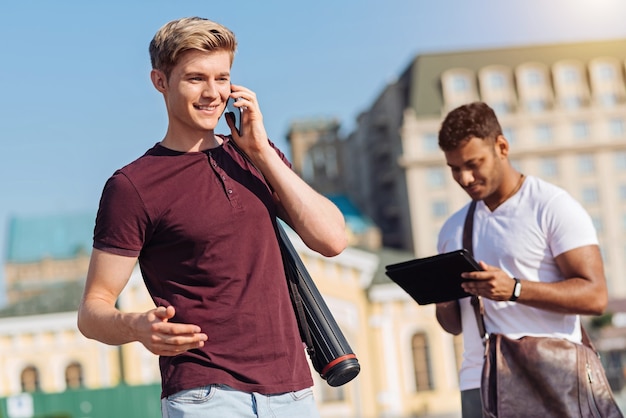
[444,135,509,206]
[151,49,232,142]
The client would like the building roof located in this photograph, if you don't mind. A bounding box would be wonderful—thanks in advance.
[287,117,340,134]
[327,194,376,234]
[406,38,626,117]
[6,212,95,263]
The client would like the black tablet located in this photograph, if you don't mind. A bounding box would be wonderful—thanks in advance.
[385,249,481,305]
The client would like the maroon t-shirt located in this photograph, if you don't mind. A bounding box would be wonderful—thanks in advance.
[93,136,313,397]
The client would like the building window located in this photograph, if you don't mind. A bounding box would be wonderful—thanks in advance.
[526,69,544,86]
[578,155,595,174]
[620,184,626,201]
[562,67,580,83]
[582,187,599,204]
[535,124,553,143]
[600,94,619,107]
[412,332,433,392]
[21,365,40,393]
[442,68,479,109]
[589,58,626,108]
[324,147,339,179]
[552,61,589,110]
[488,72,506,89]
[502,127,516,145]
[598,64,616,81]
[614,152,626,170]
[563,96,584,109]
[516,63,553,112]
[572,121,590,140]
[452,76,469,92]
[527,99,548,113]
[427,167,446,189]
[423,133,439,152]
[491,102,510,115]
[432,201,448,218]
[609,118,625,138]
[479,66,515,114]
[65,362,84,390]
[539,157,558,178]
[302,155,314,183]
[313,148,325,167]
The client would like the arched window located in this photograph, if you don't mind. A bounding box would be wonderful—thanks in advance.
[21,365,40,393]
[515,63,554,112]
[441,68,479,111]
[65,362,84,389]
[411,332,433,392]
[478,65,517,114]
[552,60,590,109]
[589,57,626,107]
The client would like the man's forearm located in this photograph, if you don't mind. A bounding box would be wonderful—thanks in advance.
[77,299,137,346]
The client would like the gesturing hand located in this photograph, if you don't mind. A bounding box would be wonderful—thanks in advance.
[136,305,208,356]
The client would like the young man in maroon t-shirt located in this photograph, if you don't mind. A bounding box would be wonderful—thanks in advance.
[77,17,347,418]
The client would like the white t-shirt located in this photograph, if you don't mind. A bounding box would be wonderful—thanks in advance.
[437,175,599,391]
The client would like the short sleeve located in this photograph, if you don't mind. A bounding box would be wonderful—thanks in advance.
[93,171,150,257]
[543,191,598,258]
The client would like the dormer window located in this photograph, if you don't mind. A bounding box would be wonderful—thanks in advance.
[552,60,590,110]
[516,62,554,113]
[441,68,479,111]
[589,57,626,107]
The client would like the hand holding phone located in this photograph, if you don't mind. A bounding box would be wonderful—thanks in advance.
[226,97,243,136]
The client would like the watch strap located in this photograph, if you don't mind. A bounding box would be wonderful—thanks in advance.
[510,278,521,301]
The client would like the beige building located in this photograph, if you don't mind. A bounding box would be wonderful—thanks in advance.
[289,38,626,297]
[286,37,626,415]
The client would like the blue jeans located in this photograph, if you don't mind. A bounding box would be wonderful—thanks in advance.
[161,384,320,418]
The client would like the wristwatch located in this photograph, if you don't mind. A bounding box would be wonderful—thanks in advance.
[510,278,522,301]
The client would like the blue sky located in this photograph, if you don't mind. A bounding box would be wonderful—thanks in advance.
[1,0,626,303]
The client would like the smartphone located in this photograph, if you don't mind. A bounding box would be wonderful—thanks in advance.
[226,97,243,135]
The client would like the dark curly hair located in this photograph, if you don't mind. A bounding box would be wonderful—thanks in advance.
[438,102,503,151]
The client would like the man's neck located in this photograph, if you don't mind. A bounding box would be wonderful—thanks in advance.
[160,128,222,152]
[485,171,525,212]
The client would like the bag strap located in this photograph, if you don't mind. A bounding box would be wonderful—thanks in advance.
[463,201,489,345]
[228,137,316,352]
[277,224,316,354]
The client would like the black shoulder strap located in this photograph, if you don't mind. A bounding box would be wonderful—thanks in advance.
[463,200,477,257]
[463,201,489,344]
[229,137,316,353]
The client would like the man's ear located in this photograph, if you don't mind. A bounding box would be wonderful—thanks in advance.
[150,69,167,92]
[495,134,509,158]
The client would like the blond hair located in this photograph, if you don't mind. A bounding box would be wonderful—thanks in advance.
[149,17,237,78]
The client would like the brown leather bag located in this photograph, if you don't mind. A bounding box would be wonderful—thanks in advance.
[480,330,623,417]
[463,200,623,417]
